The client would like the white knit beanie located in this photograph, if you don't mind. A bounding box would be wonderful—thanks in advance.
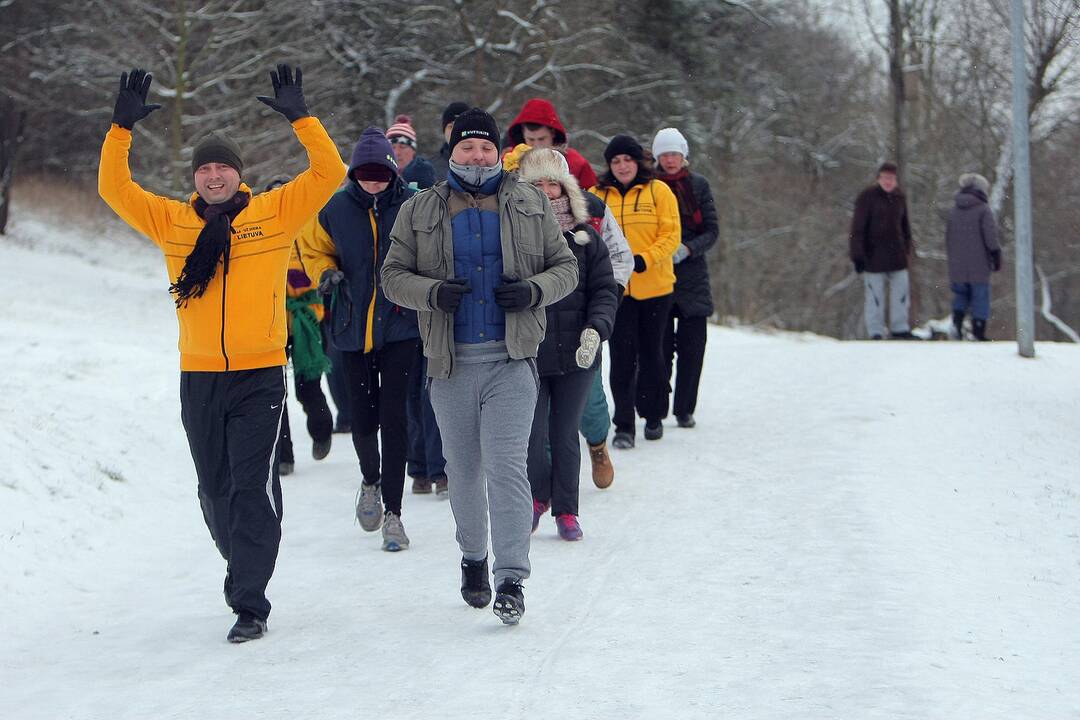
[652,127,689,160]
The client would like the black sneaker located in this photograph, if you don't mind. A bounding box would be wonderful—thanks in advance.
[227,612,267,643]
[333,419,351,434]
[493,579,525,625]
[612,431,635,449]
[312,437,331,461]
[278,461,294,477]
[675,414,696,428]
[644,420,664,440]
[461,556,491,608]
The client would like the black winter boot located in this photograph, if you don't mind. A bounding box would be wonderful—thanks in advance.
[952,310,965,339]
[460,556,492,608]
[972,319,989,341]
[493,579,525,625]
[227,612,267,643]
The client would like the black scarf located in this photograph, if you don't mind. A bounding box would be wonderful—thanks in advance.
[169,191,250,307]
[658,169,703,234]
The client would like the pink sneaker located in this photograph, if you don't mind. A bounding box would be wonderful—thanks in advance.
[532,500,550,533]
[556,514,583,541]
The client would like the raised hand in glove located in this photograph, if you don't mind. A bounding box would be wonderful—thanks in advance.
[673,244,690,264]
[494,274,538,312]
[256,64,309,122]
[112,68,162,130]
[434,278,471,313]
[633,255,647,273]
[575,327,601,369]
[318,269,344,295]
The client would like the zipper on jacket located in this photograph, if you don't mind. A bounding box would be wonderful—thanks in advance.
[365,204,379,353]
[220,234,232,371]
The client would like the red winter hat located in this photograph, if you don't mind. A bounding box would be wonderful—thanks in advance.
[507,98,568,146]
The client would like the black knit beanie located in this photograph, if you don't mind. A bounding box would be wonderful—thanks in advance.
[191,132,244,175]
[603,134,644,164]
[449,108,501,154]
[441,101,471,131]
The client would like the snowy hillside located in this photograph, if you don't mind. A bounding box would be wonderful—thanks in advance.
[1,206,1078,720]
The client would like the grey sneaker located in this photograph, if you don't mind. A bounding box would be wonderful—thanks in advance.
[355,483,383,531]
[381,512,410,551]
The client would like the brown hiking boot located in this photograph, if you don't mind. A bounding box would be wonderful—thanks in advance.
[411,476,433,494]
[589,442,614,489]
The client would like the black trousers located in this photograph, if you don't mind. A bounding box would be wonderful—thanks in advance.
[341,338,418,515]
[610,294,674,434]
[276,370,333,464]
[322,321,351,426]
[180,366,285,621]
[663,307,708,418]
[528,368,595,516]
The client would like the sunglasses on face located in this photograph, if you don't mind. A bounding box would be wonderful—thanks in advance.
[389,136,416,148]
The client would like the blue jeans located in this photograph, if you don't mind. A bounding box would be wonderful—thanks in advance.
[951,282,991,321]
[579,356,611,446]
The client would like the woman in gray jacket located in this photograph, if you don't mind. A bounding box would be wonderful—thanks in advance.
[382,108,577,625]
[945,173,1002,340]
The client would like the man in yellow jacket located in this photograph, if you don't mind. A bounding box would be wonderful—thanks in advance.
[98,66,345,643]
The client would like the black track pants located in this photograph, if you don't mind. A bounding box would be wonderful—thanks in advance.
[180,366,286,621]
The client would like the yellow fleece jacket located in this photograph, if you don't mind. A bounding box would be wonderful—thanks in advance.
[590,179,680,300]
[98,117,346,371]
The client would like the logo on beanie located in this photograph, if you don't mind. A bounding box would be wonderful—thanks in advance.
[461,130,492,139]
[387,153,398,168]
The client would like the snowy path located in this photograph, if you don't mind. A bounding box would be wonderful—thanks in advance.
[2,215,1078,719]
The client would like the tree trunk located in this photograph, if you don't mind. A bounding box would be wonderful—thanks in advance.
[0,101,27,235]
[888,0,905,186]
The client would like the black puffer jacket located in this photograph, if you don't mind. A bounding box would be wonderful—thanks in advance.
[849,184,913,273]
[670,172,719,318]
[535,225,619,377]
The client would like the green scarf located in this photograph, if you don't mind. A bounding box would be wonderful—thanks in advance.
[286,290,332,381]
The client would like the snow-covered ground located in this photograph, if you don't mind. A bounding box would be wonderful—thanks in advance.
[2,206,1078,720]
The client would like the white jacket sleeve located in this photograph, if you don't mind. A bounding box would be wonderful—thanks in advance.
[601,206,634,288]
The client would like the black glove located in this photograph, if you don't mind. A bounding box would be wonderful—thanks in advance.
[990,249,1002,272]
[319,269,344,295]
[853,259,865,274]
[633,255,647,273]
[112,68,162,130]
[256,64,309,122]
[435,278,471,313]
[494,274,538,312]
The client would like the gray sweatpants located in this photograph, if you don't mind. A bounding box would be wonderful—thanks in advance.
[429,358,538,586]
[863,269,910,337]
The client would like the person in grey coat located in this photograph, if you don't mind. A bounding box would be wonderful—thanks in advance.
[382,108,578,625]
[945,173,1002,341]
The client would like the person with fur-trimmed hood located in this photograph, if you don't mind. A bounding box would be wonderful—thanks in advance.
[945,172,1001,340]
[518,147,618,541]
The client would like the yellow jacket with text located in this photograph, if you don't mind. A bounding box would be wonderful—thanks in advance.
[590,179,680,300]
[98,117,346,371]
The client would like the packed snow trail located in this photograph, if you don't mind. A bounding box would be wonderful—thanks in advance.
[1,212,1078,719]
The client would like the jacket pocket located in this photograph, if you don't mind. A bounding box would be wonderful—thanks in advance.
[413,216,444,272]
[510,198,545,257]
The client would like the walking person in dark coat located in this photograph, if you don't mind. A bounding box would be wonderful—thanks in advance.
[945,173,1002,341]
[299,127,419,552]
[652,128,718,429]
[518,147,618,541]
[428,101,470,183]
[849,162,915,339]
